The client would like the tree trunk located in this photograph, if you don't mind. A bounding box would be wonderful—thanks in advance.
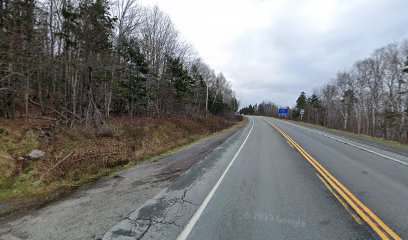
[37,71,45,115]
[24,76,29,116]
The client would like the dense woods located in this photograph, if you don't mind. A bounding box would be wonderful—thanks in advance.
[241,39,408,143]
[0,0,238,124]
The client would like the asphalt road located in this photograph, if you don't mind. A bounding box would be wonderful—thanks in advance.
[268,117,408,239]
[0,123,241,240]
[103,116,408,239]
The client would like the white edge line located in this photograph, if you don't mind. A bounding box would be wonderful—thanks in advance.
[176,119,255,240]
[271,118,408,166]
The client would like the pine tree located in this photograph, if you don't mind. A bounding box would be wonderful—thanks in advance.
[294,92,307,119]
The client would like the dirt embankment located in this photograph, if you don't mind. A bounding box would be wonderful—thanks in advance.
[0,115,242,219]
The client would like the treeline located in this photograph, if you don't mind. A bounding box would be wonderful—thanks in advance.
[0,0,238,124]
[292,92,322,123]
[240,39,408,142]
[239,101,280,117]
[301,39,408,142]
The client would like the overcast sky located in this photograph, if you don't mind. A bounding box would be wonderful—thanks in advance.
[140,0,408,108]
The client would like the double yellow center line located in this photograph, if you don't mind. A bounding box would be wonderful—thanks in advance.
[265,119,401,240]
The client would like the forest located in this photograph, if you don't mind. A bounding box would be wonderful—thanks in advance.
[241,39,408,143]
[0,0,239,124]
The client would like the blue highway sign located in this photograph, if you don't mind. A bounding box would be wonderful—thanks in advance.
[278,108,288,115]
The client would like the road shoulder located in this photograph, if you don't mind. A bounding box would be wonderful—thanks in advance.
[0,121,246,240]
[289,120,408,157]
[102,118,253,240]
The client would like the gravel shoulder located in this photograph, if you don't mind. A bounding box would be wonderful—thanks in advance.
[0,122,244,240]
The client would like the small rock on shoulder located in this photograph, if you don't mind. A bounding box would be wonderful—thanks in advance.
[28,149,45,160]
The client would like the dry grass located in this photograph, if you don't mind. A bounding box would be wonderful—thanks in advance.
[0,115,239,203]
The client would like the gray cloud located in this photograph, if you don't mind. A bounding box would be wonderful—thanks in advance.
[223,0,408,107]
[142,0,408,108]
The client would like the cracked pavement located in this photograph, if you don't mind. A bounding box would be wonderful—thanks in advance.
[102,122,252,240]
[105,116,405,239]
[0,123,245,240]
[4,116,401,239]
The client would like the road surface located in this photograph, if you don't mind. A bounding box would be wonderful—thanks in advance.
[103,116,408,240]
[0,124,242,240]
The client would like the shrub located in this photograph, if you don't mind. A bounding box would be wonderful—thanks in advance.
[235,114,244,122]
[97,124,114,138]
[122,124,145,150]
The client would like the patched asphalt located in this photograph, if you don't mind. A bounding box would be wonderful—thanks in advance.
[3,116,407,239]
[103,117,396,239]
[0,123,243,240]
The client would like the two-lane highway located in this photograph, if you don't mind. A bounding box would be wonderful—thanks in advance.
[267,117,408,239]
[104,116,407,239]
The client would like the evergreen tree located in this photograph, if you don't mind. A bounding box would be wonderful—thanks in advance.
[164,57,191,113]
[308,94,323,124]
[0,1,239,122]
[113,38,149,115]
[293,92,307,119]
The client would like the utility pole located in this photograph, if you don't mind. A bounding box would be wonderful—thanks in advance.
[402,58,408,143]
[205,83,209,118]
